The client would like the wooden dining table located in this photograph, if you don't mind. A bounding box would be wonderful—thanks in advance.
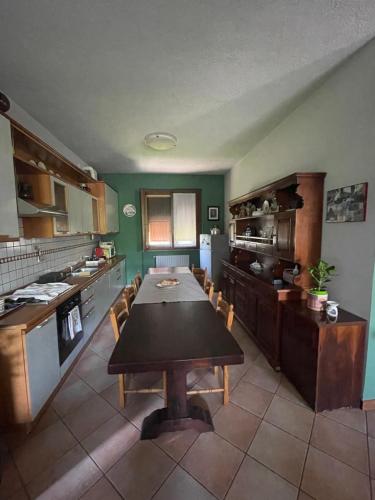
[108,270,244,439]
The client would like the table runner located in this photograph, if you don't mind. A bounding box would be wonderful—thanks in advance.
[133,272,208,304]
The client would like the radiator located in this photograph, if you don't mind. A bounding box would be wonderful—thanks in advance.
[155,255,190,267]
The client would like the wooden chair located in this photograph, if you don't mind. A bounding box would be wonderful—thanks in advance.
[187,291,234,405]
[133,273,142,293]
[205,279,214,303]
[192,265,208,289]
[109,293,167,408]
[124,284,136,307]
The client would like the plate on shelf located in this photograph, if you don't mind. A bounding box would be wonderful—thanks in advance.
[252,210,264,217]
[262,200,270,214]
[156,279,180,288]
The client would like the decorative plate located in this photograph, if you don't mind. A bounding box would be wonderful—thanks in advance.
[156,279,180,288]
[262,200,270,214]
[123,204,136,217]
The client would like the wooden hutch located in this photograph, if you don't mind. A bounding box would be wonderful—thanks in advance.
[223,172,326,368]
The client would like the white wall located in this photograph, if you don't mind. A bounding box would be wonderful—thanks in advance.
[225,39,375,321]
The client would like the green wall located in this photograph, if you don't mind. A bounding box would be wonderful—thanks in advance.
[363,264,375,400]
[101,173,225,280]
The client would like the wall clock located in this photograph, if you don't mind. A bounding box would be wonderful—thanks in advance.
[123,204,136,217]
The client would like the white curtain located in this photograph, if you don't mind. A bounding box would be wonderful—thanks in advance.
[173,193,196,247]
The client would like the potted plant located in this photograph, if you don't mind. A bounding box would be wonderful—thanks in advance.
[307,259,336,311]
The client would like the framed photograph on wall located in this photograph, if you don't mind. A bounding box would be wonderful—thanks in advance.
[326,182,368,222]
[207,206,219,221]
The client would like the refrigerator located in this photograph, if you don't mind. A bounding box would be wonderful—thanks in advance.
[199,234,229,287]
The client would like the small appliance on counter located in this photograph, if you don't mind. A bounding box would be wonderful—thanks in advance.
[99,241,116,259]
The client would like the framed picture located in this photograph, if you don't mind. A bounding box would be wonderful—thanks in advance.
[326,182,368,223]
[207,206,219,221]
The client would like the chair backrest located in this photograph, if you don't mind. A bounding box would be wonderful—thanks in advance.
[216,291,234,332]
[109,292,129,341]
[124,285,136,307]
[205,279,214,302]
[133,273,142,293]
[192,265,208,289]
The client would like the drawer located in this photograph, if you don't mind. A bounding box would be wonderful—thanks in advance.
[81,283,95,303]
[81,295,95,317]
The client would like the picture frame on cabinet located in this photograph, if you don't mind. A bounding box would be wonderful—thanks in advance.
[326,182,368,222]
[207,206,219,221]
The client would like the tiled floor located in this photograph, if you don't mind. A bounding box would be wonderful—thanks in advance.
[1,318,375,499]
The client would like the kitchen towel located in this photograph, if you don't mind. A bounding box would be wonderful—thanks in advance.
[68,305,82,340]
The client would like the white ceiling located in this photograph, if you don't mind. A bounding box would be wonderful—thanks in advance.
[1,1,375,174]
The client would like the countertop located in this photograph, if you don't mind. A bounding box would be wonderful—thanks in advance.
[0,255,126,332]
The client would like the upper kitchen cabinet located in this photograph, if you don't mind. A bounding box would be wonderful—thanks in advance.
[91,181,119,234]
[67,184,95,235]
[0,115,19,241]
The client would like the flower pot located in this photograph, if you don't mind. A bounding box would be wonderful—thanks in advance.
[307,290,328,311]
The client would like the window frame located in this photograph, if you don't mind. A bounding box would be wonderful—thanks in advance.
[141,188,201,250]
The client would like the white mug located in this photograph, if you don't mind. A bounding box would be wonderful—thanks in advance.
[326,301,339,319]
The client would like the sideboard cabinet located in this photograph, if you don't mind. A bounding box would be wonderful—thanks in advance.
[280,301,366,411]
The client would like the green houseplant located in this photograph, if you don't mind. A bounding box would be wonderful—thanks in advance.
[307,259,336,311]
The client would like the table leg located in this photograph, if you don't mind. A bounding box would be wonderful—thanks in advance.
[141,368,214,439]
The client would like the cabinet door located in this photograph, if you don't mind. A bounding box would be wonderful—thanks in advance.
[275,211,295,260]
[0,115,19,239]
[221,269,230,301]
[67,185,83,234]
[52,178,69,235]
[82,192,94,233]
[247,289,257,335]
[235,278,248,326]
[25,313,60,418]
[256,295,277,355]
[105,184,119,233]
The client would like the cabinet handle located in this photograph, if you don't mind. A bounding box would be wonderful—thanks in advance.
[83,307,95,319]
[36,316,53,328]
[82,295,94,306]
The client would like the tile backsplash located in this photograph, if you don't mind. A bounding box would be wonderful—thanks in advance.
[0,220,98,294]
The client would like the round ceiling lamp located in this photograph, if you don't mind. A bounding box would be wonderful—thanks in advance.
[144,132,177,151]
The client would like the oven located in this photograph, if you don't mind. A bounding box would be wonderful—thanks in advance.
[56,291,83,366]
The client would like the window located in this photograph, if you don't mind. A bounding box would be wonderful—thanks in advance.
[141,189,200,249]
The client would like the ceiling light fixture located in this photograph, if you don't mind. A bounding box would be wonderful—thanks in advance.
[144,132,177,151]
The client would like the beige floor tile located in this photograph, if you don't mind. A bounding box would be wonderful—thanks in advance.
[369,436,375,478]
[230,380,273,417]
[228,360,252,392]
[74,352,108,378]
[311,414,368,474]
[80,477,122,499]
[122,393,164,429]
[31,406,60,436]
[264,395,314,442]
[153,428,199,461]
[63,393,117,441]
[301,446,371,500]
[26,444,102,500]
[52,378,96,417]
[226,455,298,500]
[12,419,77,484]
[277,376,309,408]
[248,421,308,486]
[367,411,375,438]
[242,363,282,393]
[80,364,118,393]
[254,352,271,369]
[372,479,375,497]
[213,402,260,451]
[60,371,81,390]
[180,432,244,499]
[107,441,174,500]
[322,407,367,434]
[0,454,23,498]
[100,379,124,411]
[82,413,140,472]
[92,344,115,361]
[298,491,314,500]
[153,466,216,500]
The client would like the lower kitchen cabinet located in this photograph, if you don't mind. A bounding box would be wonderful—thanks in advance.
[25,313,60,419]
[221,260,301,368]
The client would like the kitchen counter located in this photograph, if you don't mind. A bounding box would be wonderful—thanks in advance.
[0,255,126,332]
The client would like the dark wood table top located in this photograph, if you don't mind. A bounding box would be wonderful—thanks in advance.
[108,301,244,374]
